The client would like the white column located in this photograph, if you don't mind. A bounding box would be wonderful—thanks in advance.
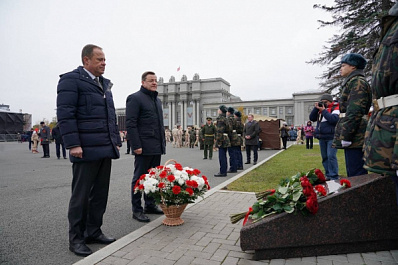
[180,101,184,129]
[196,101,200,126]
[192,101,196,127]
[183,101,187,129]
[168,102,172,129]
[171,102,175,127]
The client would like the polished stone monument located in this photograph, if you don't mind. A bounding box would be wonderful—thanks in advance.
[240,174,398,260]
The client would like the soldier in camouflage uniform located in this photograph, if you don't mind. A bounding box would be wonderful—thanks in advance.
[201,117,216,159]
[214,105,231,177]
[234,111,244,170]
[363,3,398,204]
[333,53,371,177]
[227,107,238,173]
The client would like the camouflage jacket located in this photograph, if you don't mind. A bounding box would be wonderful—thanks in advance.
[364,16,398,175]
[201,123,216,145]
[215,113,231,148]
[235,117,244,146]
[333,70,371,149]
[228,115,241,147]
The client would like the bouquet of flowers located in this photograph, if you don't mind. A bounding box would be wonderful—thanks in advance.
[230,168,332,224]
[134,160,210,206]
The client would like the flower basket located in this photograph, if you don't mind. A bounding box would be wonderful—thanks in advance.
[134,159,210,226]
[159,203,188,226]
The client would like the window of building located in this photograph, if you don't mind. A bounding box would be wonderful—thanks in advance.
[286,117,293,125]
[279,107,284,114]
[262,108,267,115]
[255,108,261,115]
[287,107,293,114]
[270,107,276,116]
[212,109,217,117]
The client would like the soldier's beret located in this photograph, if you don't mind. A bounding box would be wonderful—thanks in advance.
[227,107,235,113]
[234,111,242,117]
[219,105,227,113]
[206,117,212,121]
[341,53,367,69]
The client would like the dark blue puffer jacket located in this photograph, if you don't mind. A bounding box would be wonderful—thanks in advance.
[309,103,340,140]
[56,66,121,162]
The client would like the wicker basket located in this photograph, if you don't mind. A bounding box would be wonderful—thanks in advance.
[159,203,188,226]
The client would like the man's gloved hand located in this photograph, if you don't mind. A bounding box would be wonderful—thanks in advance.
[341,140,352,148]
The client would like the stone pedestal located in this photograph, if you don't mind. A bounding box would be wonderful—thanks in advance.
[240,174,398,260]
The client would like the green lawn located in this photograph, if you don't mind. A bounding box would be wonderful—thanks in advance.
[226,143,346,192]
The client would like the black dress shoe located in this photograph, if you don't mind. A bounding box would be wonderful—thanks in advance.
[245,161,250,164]
[253,162,257,165]
[133,212,150,222]
[227,170,237,173]
[144,205,163,214]
[237,167,244,170]
[214,173,227,177]
[203,157,207,159]
[69,243,92,257]
[85,234,116,245]
[209,157,212,160]
[57,157,60,159]
[64,157,67,159]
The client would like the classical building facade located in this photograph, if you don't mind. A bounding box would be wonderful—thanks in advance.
[115,74,325,130]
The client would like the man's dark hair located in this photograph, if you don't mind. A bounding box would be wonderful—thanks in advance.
[81,44,102,64]
[142,71,156,81]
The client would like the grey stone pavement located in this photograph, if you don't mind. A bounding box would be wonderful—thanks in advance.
[73,145,398,265]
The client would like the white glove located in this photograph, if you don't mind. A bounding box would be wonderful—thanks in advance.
[396,170,398,176]
[341,140,352,148]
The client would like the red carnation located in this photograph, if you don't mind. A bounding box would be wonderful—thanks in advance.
[190,180,198,188]
[315,185,327,196]
[139,174,146,180]
[172,185,181,194]
[138,184,144,190]
[156,166,164,169]
[159,170,167,178]
[158,182,165,189]
[270,189,276,195]
[315,169,326,183]
[193,169,201,175]
[306,194,318,214]
[149,171,155,175]
[167,175,175,182]
[186,170,193,175]
[202,176,207,181]
[186,187,194,196]
[340,179,351,188]
[303,186,313,197]
[175,163,183,170]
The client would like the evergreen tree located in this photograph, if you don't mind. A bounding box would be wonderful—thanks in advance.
[309,0,394,94]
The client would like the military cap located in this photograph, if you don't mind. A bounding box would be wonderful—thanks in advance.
[320,94,333,102]
[227,107,235,113]
[341,53,367,69]
[219,105,227,113]
[234,111,242,117]
[206,117,212,121]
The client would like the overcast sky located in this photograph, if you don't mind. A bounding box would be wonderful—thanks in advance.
[0,0,337,124]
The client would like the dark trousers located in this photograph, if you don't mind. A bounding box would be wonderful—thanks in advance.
[28,140,32,150]
[344,148,367,177]
[42,143,50,157]
[228,146,237,171]
[281,137,288,149]
[245,145,258,163]
[131,155,160,213]
[68,158,111,243]
[306,137,313,149]
[55,142,66,158]
[204,143,213,159]
[218,147,228,174]
[236,146,243,168]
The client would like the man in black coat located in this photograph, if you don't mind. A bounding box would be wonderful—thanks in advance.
[126,71,166,222]
[243,114,260,165]
[51,123,66,159]
[57,44,121,257]
[39,121,51,158]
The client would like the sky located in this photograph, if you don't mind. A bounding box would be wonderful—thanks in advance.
[0,0,338,124]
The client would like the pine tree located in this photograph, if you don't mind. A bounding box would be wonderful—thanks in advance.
[309,0,394,94]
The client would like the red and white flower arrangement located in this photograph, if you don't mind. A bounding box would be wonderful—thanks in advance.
[134,161,210,206]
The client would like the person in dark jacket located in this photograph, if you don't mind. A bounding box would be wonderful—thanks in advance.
[126,71,166,223]
[52,123,67,159]
[57,44,121,257]
[243,113,260,165]
[39,121,51,158]
[309,94,340,180]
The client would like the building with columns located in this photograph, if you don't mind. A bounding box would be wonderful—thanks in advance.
[115,74,325,130]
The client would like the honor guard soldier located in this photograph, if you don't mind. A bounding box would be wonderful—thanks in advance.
[201,117,216,160]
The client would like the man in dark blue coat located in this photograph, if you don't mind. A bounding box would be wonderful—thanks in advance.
[126,71,166,222]
[56,44,121,257]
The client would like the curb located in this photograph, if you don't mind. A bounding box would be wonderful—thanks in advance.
[73,148,286,265]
